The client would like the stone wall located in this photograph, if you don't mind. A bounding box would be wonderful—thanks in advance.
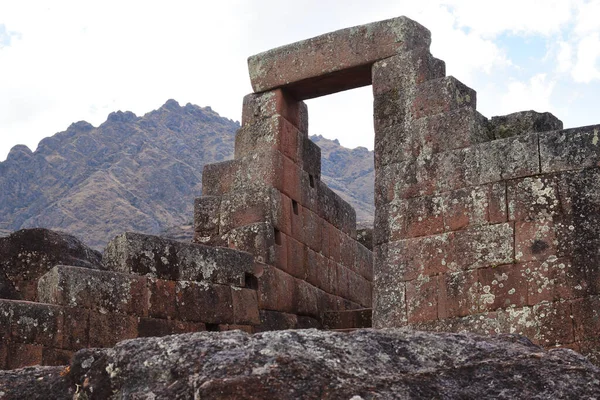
[194,88,373,330]
[1,232,260,370]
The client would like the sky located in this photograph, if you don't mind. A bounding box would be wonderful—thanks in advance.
[1,0,599,161]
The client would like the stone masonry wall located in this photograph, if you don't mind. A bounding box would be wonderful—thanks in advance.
[1,232,260,370]
[369,20,600,363]
[194,89,373,330]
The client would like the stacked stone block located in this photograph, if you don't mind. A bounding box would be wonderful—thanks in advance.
[1,233,260,370]
[195,89,373,330]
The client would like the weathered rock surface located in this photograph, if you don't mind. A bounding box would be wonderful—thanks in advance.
[0,228,102,301]
[1,329,599,399]
[103,232,255,287]
[489,110,563,139]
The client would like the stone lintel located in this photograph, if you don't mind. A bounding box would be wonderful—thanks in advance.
[248,16,431,99]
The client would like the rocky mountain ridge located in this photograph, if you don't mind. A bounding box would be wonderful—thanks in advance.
[0,100,374,249]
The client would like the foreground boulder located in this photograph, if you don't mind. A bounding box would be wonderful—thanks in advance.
[0,228,103,301]
[1,329,599,399]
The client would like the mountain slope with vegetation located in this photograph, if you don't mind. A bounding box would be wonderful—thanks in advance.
[0,100,374,249]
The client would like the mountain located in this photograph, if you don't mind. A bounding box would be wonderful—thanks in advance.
[0,100,374,249]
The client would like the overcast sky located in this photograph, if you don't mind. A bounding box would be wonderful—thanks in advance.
[1,0,599,161]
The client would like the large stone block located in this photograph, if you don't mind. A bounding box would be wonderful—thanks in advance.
[201,160,240,196]
[0,228,103,302]
[248,16,431,98]
[232,287,260,326]
[477,263,528,312]
[103,232,255,287]
[241,89,308,133]
[489,110,563,139]
[371,49,445,96]
[257,264,297,314]
[225,222,275,265]
[193,196,221,242]
[235,115,305,163]
[410,76,476,120]
[540,124,600,173]
[88,311,139,348]
[175,281,234,324]
[321,309,372,330]
[38,265,149,316]
[375,107,490,168]
[507,175,560,222]
[464,133,540,186]
[0,299,63,348]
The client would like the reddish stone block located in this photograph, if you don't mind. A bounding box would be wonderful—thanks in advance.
[478,264,527,312]
[373,200,408,245]
[218,186,277,234]
[175,281,234,324]
[442,186,489,231]
[507,176,560,222]
[232,287,260,325]
[286,236,306,280]
[327,259,339,296]
[148,278,178,320]
[515,220,557,263]
[255,310,298,332]
[88,312,138,348]
[450,223,514,271]
[234,149,285,193]
[372,49,445,95]
[137,318,206,338]
[405,195,444,238]
[248,16,431,98]
[406,275,439,323]
[2,300,64,347]
[241,89,307,132]
[579,341,600,366]
[355,242,373,282]
[257,265,296,314]
[438,270,479,319]
[329,226,342,264]
[340,233,356,271]
[295,279,319,317]
[303,209,322,253]
[226,222,275,265]
[301,138,321,179]
[489,182,508,223]
[235,116,303,163]
[62,307,89,351]
[372,280,407,328]
[464,134,540,186]
[321,221,331,259]
[532,300,574,346]
[540,124,600,173]
[572,296,600,342]
[194,196,221,240]
[289,199,305,244]
[6,343,43,369]
[305,248,319,288]
[377,233,452,283]
[0,342,6,369]
[282,155,301,201]
[276,191,293,237]
[202,160,239,196]
[411,76,476,119]
[273,230,288,272]
[336,263,350,300]
[42,347,73,366]
[347,270,372,308]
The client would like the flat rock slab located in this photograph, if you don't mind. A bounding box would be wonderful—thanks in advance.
[103,232,255,287]
[0,228,102,301]
[2,329,599,399]
[248,16,431,99]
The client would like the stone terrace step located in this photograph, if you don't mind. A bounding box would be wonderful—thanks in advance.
[103,232,256,287]
[322,309,372,330]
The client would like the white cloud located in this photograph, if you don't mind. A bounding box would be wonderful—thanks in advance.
[572,33,600,83]
[500,74,556,114]
[556,41,574,73]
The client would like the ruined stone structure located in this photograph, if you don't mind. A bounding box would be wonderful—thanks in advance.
[1,15,599,373]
